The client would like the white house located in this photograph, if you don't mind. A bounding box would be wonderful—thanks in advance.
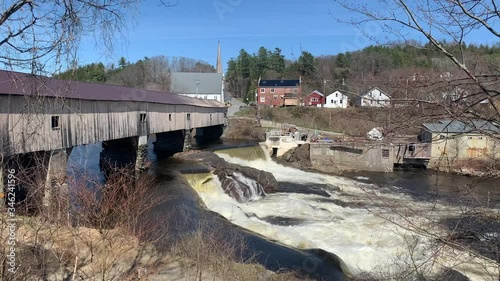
[324,91,349,108]
[356,87,390,107]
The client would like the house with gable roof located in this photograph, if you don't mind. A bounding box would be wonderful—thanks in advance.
[355,87,390,107]
[325,90,350,108]
[304,90,325,107]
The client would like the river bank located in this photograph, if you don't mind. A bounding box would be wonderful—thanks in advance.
[232,108,500,178]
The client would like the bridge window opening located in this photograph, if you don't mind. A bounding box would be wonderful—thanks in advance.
[169,114,172,121]
[210,114,212,121]
[140,113,147,122]
[51,116,60,130]
[187,113,191,121]
[382,149,390,158]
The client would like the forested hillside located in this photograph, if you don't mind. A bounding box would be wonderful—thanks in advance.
[225,43,500,102]
[55,56,215,91]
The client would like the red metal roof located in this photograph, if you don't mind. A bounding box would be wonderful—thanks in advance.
[0,70,226,108]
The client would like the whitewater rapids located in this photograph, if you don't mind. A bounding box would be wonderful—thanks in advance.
[182,146,498,280]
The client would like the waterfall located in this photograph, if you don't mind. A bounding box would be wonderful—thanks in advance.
[183,171,266,203]
[228,172,266,202]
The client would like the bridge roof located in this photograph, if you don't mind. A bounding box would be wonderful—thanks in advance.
[0,70,225,108]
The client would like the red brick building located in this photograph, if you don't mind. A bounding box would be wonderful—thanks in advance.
[257,78,301,107]
[304,90,325,107]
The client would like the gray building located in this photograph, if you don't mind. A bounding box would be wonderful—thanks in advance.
[170,72,224,102]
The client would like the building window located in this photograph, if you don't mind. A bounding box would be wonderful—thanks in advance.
[210,114,212,121]
[260,88,265,93]
[260,97,265,102]
[330,99,334,104]
[439,135,445,139]
[334,100,337,104]
[382,149,390,158]
[312,97,318,102]
[140,113,147,122]
[187,113,191,121]
[51,116,60,130]
[335,93,338,97]
[270,88,275,93]
[169,114,172,121]
[340,100,343,104]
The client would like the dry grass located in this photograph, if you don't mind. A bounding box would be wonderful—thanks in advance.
[223,117,266,141]
[238,106,447,137]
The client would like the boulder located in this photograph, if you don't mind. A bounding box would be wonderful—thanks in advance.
[175,151,278,201]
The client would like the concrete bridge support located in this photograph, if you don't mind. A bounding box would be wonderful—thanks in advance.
[194,125,224,145]
[43,148,72,220]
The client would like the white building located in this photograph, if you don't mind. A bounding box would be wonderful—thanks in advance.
[324,91,349,108]
[356,87,390,107]
[170,72,224,102]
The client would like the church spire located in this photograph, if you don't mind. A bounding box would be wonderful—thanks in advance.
[216,41,223,74]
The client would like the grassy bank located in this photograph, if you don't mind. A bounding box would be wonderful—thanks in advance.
[236,106,447,138]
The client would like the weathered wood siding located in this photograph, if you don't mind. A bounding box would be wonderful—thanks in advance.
[0,95,226,156]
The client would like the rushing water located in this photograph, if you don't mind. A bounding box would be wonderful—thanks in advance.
[66,141,500,280]
[186,145,500,280]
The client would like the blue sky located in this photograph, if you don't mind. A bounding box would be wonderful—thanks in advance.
[76,0,499,71]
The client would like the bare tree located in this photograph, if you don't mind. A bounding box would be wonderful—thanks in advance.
[332,1,500,279]
[333,0,499,125]
[1,0,176,74]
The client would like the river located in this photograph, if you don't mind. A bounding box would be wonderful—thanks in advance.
[67,140,500,280]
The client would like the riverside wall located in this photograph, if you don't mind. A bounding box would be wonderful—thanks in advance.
[309,142,394,173]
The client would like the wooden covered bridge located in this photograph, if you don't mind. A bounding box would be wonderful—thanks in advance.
[0,70,227,207]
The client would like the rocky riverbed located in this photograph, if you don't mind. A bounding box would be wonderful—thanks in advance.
[174,150,278,202]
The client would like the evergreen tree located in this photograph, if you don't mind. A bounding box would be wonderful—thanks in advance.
[119,57,127,69]
[269,48,285,76]
[297,51,316,77]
